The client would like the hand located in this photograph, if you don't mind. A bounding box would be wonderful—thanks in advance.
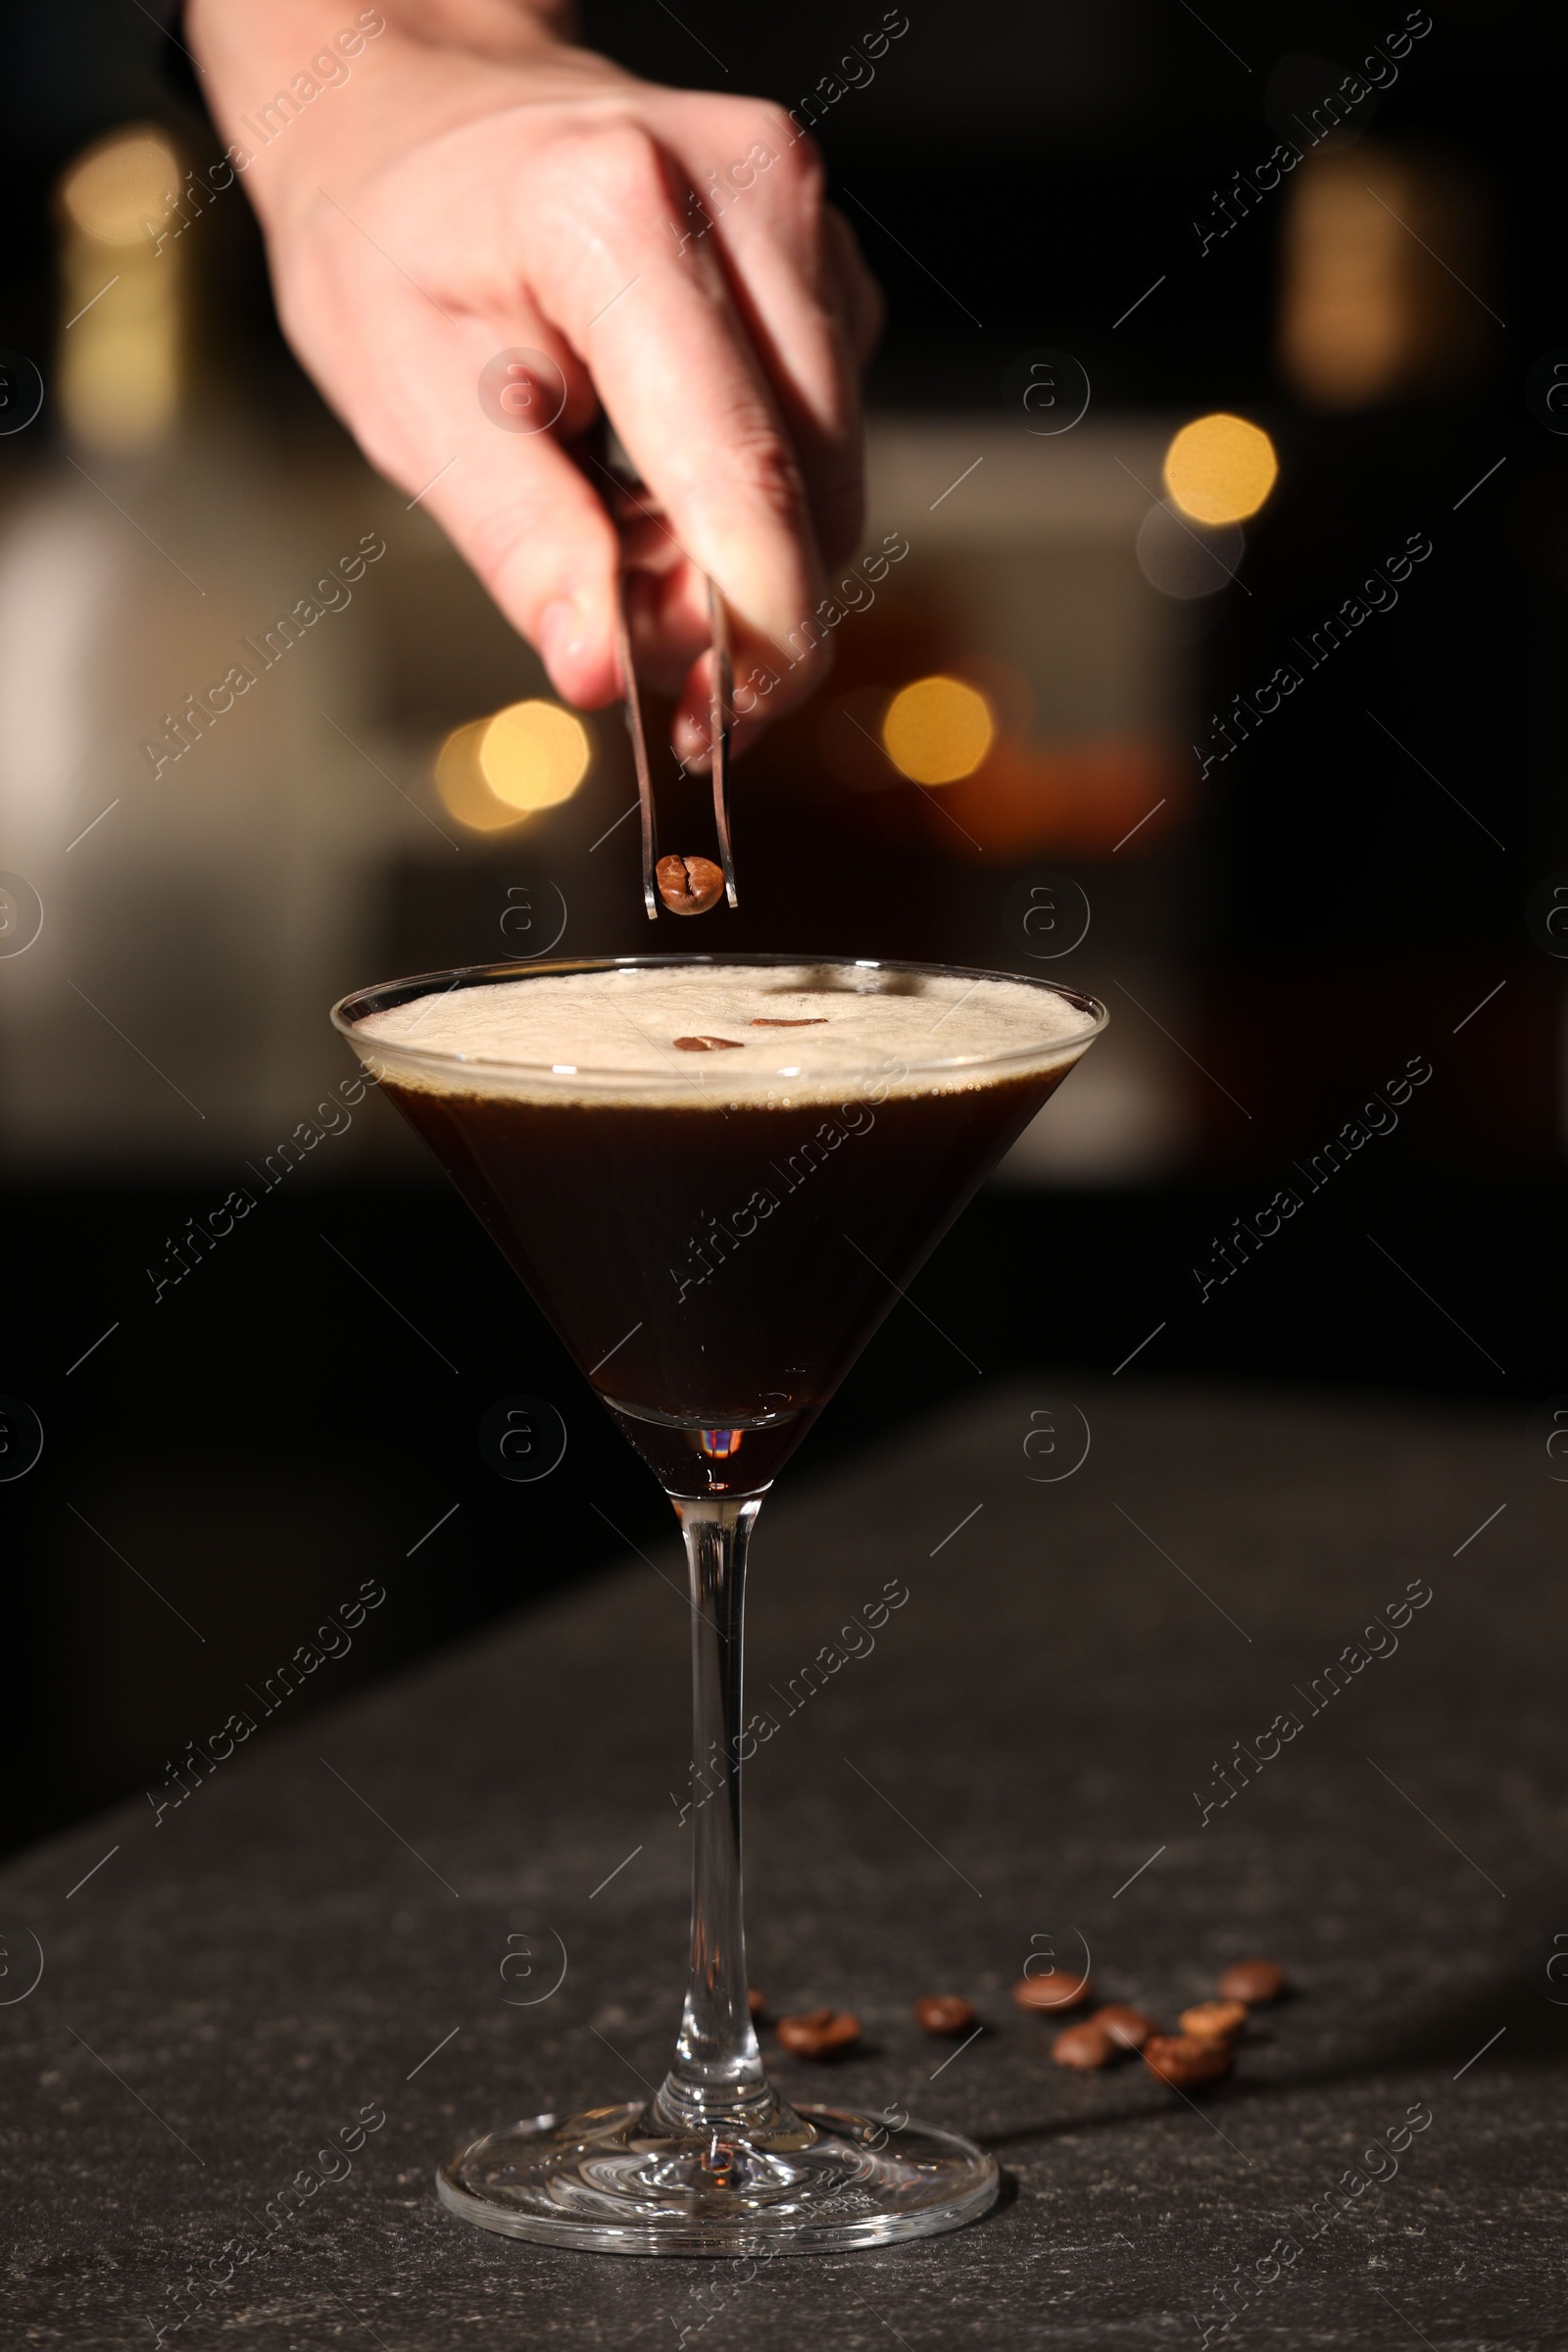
[188,2,884,762]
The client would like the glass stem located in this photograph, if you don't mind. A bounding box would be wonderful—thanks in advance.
[651,1493,785,2143]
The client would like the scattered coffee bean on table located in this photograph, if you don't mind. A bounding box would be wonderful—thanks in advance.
[672,1034,744,1052]
[1143,2033,1233,2089]
[748,1988,767,2021]
[1092,2004,1155,2053]
[914,1995,975,2037]
[1219,1957,1286,2005]
[1180,1998,1249,2043]
[776,2008,860,2058]
[1012,1972,1095,2013]
[657,853,725,914]
[1053,2022,1115,2071]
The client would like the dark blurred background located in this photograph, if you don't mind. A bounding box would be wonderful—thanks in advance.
[1,0,1561,1859]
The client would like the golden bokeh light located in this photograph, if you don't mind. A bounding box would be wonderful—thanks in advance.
[881,676,995,786]
[435,720,525,833]
[60,128,180,245]
[56,128,184,453]
[478,699,591,813]
[1162,414,1279,525]
[434,701,592,833]
[1278,148,1492,410]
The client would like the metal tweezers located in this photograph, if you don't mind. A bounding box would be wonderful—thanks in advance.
[614,566,738,920]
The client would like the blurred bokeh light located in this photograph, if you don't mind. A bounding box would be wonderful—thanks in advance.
[479,698,591,813]
[1279,145,1494,410]
[57,127,182,453]
[1162,412,1278,525]
[58,127,176,244]
[881,674,995,784]
[435,718,521,832]
[434,702,591,831]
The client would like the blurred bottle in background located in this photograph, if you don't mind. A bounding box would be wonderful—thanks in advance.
[0,124,407,1165]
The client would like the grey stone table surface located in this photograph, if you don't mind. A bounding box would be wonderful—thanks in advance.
[4,1380,1565,2349]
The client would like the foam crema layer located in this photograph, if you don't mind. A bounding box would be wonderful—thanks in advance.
[349,963,1102,1106]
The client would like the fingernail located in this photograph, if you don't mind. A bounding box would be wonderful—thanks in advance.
[535,596,584,675]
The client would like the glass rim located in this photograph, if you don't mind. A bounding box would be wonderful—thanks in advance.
[330,953,1108,1092]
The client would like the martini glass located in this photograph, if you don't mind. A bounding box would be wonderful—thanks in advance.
[332,955,1104,2256]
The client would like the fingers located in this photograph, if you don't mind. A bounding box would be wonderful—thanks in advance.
[518,122,835,725]
[658,106,880,569]
[272,230,628,708]
[419,363,629,711]
[437,424,625,711]
[275,104,883,759]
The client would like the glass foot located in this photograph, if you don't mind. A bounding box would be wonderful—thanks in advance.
[437,2098,1000,2256]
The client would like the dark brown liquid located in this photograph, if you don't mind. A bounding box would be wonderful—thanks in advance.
[382,1065,1070,1495]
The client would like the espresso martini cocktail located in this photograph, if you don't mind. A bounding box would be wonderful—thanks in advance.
[333,955,1105,2256]
[351,960,1098,1496]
